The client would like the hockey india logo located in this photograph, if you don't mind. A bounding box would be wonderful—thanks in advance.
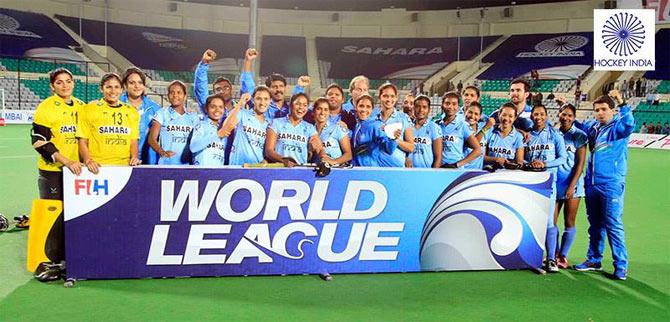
[516,35,587,57]
[141,32,186,49]
[534,35,589,53]
[0,13,41,38]
[601,12,645,57]
[0,13,20,30]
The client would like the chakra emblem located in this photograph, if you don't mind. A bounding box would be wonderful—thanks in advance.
[534,35,589,53]
[602,12,645,57]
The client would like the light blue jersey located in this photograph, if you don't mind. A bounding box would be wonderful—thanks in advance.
[153,107,199,165]
[375,109,413,167]
[490,104,534,132]
[269,117,317,165]
[189,119,227,167]
[228,108,269,165]
[484,127,524,161]
[409,121,441,168]
[525,123,567,260]
[437,117,473,166]
[525,126,567,180]
[352,119,399,167]
[556,124,587,199]
[319,123,349,160]
[456,105,466,123]
[433,107,487,124]
[119,93,161,165]
[342,99,355,113]
[193,61,211,115]
[463,121,487,170]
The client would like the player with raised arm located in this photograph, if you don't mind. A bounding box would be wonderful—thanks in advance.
[239,48,308,119]
[223,86,272,165]
[77,73,140,174]
[194,49,236,115]
[438,92,482,168]
[408,95,442,168]
[148,80,199,165]
[525,104,568,273]
[190,94,250,167]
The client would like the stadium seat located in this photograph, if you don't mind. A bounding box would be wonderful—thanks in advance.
[0,58,87,76]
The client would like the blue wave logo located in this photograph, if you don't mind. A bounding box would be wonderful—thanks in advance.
[602,12,645,57]
[419,172,552,271]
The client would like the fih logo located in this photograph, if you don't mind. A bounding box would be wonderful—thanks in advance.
[593,9,656,71]
[74,179,109,196]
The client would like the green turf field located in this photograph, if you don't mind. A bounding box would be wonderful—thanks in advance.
[0,124,668,321]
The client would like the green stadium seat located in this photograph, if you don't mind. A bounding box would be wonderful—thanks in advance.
[1,58,86,76]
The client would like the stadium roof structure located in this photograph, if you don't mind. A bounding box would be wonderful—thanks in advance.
[177,0,586,11]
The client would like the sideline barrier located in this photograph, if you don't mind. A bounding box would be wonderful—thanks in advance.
[0,110,34,124]
[64,167,552,280]
[628,133,670,149]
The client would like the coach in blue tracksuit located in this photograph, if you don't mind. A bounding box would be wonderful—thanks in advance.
[574,90,635,280]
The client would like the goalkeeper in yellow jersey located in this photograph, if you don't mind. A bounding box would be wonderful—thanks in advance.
[29,68,85,281]
[31,68,85,201]
[76,73,141,174]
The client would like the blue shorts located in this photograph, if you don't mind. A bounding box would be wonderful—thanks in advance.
[556,176,585,200]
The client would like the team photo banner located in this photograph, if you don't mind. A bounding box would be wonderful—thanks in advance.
[63,167,553,280]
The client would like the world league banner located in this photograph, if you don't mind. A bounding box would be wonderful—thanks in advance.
[63,167,552,280]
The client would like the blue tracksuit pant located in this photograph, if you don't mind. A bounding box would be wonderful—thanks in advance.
[584,183,627,270]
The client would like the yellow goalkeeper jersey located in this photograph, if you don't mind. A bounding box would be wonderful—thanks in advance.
[76,99,140,166]
[33,95,85,172]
